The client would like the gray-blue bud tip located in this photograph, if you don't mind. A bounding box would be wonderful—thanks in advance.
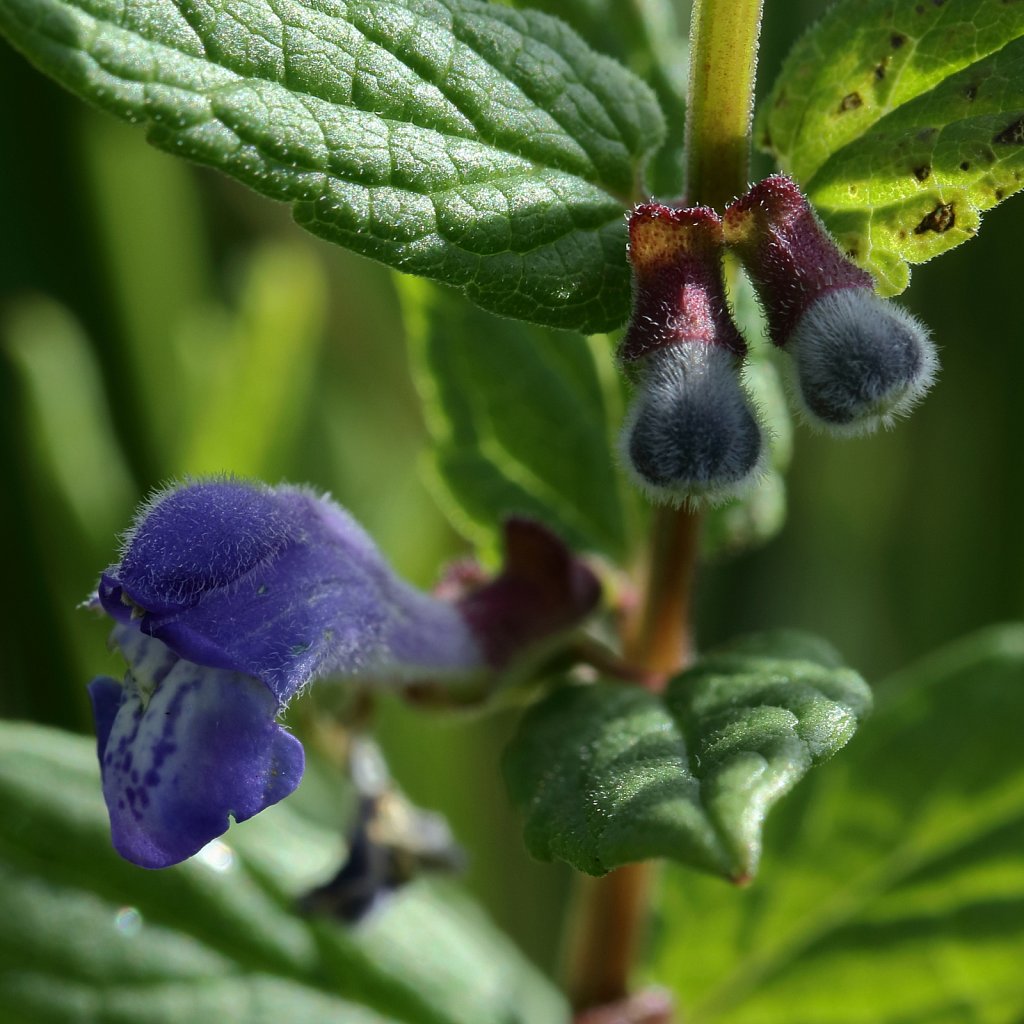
[622,344,766,506]
[788,289,937,435]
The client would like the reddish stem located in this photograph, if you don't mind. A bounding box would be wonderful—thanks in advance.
[565,507,703,1015]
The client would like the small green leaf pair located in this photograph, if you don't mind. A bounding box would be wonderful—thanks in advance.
[503,631,872,883]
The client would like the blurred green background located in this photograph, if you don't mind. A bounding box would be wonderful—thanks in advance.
[2,0,1022,981]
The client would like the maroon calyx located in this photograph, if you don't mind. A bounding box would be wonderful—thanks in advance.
[723,175,874,346]
[457,518,601,670]
[619,204,746,364]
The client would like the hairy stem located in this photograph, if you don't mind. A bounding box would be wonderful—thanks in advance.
[564,1,765,1016]
[685,0,765,209]
[628,505,703,684]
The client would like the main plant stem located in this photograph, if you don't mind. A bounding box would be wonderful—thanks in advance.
[563,510,701,1016]
[564,1,765,1017]
[685,0,765,210]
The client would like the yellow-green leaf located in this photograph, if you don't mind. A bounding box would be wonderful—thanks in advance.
[760,0,1024,294]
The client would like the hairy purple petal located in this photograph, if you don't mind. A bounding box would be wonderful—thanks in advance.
[89,628,303,869]
[112,480,298,615]
[99,480,482,700]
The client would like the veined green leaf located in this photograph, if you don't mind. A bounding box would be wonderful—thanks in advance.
[503,631,871,882]
[0,721,567,1024]
[644,625,1024,1023]
[0,0,664,332]
[760,0,1024,294]
[400,276,630,559]
[513,0,688,196]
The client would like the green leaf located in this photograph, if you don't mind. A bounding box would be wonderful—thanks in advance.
[400,276,631,559]
[4,298,135,548]
[644,625,1024,1023]
[759,0,1024,294]
[78,108,213,464]
[0,0,663,333]
[0,721,567,1024]
[503,631,871,881]
[512,0,688,196]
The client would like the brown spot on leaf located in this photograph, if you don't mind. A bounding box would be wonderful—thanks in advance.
[839,92,863,113]
[915,3,925,12]
[995,188,1005,201]
[891,33,907,48]
[994,116,1024,145]
[964,84,979,101]
[914,203,956,234]
[875,61,888,80]
[960,160,971,171]
[913,164,931,181]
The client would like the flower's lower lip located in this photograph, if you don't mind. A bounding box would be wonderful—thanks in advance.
[90,632,305,869]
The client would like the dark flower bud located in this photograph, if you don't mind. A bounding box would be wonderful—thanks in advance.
[724,175,937,434]
[619,204,765,504]
[302,737,463,922]
[455,517,601,671]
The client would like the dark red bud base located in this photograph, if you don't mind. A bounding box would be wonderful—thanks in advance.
[620,204,746,363]
[723,175,874,345]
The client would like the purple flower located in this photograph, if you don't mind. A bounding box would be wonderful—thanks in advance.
[89,479,483,869]
[88,480,600,869]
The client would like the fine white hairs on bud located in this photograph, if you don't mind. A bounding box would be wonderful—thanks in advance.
[724,176,940,436]
[620,344,766,506]
[787,290,938,435]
